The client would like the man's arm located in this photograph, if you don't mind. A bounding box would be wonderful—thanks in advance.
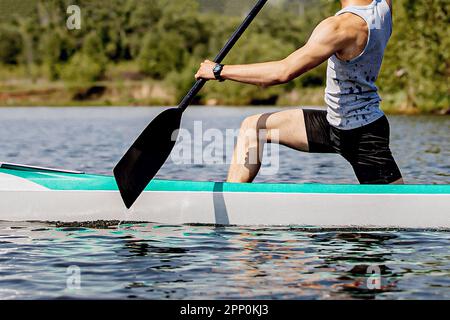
[195,16,353,87]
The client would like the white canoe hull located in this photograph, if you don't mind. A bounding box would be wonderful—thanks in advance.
[0,190,448,228]
[0,163,448,228]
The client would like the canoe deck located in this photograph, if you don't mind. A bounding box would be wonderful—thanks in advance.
[0,163,449,228]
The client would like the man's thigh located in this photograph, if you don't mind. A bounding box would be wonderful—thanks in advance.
[256,109,309,152]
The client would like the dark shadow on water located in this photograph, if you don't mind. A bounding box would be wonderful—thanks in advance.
[307,231,403,299]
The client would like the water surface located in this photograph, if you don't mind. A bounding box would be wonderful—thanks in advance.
[0,107,448,299]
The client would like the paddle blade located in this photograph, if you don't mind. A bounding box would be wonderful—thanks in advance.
[114,108,183,208]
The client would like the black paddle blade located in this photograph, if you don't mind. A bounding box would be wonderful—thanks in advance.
[113,108,183,208]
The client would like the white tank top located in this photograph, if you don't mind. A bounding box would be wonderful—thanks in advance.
[325,0,392,130]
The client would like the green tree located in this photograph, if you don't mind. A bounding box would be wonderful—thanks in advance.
[380,0,450,112]
[60,32,107,83]
[205,33,296,105]
[0,26,21,65]
[60,52,105,83]
[137,31,185,79]
[39,32,63,80]
[0,0,447,111]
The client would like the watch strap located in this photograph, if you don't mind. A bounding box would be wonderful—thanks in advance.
[213,63,225,82]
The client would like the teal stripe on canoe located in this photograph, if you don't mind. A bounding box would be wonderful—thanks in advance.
[1,167,449,194]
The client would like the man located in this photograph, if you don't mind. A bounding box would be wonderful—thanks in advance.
[195,0,403,185]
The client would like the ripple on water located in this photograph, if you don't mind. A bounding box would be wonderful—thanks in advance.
[0,222,448,299]
[0,108,448,299]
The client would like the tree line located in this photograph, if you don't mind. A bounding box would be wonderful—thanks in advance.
[0,0,448,112]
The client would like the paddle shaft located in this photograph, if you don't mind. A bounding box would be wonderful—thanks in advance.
[178,0,268,112]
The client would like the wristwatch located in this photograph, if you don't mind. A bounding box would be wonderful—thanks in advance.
[213,63,225,82]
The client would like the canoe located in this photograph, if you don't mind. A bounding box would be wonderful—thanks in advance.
[0,163,448,229]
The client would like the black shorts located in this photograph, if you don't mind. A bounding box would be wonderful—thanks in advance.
[303,109,402,184]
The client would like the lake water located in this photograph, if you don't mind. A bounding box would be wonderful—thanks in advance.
[0,107,448,299]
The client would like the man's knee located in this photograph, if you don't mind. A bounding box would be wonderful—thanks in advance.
[240,114,263,131]
[238,114,264,143]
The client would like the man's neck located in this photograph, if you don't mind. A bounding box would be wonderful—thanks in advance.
[341,0,373,9]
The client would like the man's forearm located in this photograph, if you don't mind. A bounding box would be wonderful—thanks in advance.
[220,46,319,87]
[221,61,289,87]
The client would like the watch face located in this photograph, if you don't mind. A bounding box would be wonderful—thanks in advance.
[213,64,224,81]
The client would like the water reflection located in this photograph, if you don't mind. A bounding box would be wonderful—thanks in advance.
[0,107,448,299]
[306,232,401,299]
[0,107,448,184]
[0,222,449,299]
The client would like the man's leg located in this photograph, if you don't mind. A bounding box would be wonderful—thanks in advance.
[227,109,309,183]
[346,116,404,185]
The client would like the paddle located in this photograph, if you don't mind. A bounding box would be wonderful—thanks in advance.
[114,0,268,208]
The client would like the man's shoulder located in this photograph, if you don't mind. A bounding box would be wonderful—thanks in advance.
[330,13,366,38]
[317,16,341,31]
[308,15,361,50]
[386,0,392,9]
[317,16,354,35]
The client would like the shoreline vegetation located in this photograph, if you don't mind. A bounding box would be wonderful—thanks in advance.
[0,79,444,115]
[0,0,448,114]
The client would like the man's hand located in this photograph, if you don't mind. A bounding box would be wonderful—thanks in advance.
[195,60,216,80]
